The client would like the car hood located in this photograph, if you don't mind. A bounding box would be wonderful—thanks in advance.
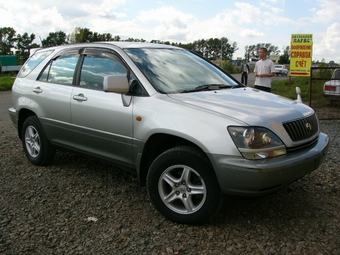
[167,87,313,126]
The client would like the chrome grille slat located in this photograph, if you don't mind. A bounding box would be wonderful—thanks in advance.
[283,114,318,142]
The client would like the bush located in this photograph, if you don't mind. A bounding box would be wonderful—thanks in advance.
[221,59,237,73]
[0,73,16,91]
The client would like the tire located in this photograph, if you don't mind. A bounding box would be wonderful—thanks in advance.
[147,146,221,225]
[21,116,55,166]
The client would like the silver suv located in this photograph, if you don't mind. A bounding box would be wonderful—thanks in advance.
[9,42,329,224]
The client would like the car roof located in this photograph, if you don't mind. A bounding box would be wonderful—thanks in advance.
[32,42,181,55]
[100,41,179,49]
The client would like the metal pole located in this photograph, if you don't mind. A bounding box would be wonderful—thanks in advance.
[221,38,223,62]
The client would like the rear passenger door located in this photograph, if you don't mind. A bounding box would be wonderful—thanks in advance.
[35,49,80,146]
[70,48,134,166]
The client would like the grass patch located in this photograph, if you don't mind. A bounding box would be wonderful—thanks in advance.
[272,76,311,100]
[272,76,332,108]
[0,73,16,91]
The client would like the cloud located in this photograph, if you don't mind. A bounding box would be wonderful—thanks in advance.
[0,0,339,62]
[315,22,340,62]
[313,0,340,23]
[137,6,195,41]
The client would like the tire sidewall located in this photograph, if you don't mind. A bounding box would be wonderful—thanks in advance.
[147,146,220,224]
[21,116,55,166]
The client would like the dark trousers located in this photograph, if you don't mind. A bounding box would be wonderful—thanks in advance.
[254,85,271,92]
[241,72,248,85]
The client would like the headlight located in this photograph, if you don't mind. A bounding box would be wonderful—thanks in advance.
[228,126,286,159]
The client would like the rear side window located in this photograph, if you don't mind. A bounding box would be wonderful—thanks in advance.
[38,51,80,85]
[18,49,54,78]
[332,70,340,80]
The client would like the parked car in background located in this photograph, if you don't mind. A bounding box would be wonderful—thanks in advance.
[323,68,340,100]
[8,42,329,224]
[274,65,289,76]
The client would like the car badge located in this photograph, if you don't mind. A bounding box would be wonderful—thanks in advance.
[305,123,312,131]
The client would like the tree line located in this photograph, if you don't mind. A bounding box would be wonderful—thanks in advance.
[0,26,290,65]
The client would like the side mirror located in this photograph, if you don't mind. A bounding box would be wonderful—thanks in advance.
[295,87,303,103]
[103,74,129,93]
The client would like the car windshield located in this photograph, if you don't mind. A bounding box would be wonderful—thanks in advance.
[124,48,239,93]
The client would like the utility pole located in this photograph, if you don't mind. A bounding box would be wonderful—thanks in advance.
[221,38,223,62]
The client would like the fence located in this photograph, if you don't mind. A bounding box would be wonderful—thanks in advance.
[309,67,340,120]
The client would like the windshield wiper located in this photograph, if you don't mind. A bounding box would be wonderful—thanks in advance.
[181,84,234,93]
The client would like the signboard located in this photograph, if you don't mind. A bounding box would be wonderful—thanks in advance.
[270,54,280,63]
[290,34,313,76]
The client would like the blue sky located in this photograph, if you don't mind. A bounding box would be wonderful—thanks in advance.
[1,0,339,63]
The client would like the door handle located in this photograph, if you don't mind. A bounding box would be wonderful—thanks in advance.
[73,93,88,101]
[33,87,43,93]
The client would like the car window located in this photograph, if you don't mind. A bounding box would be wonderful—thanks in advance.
[332,70,340,80]
[79,50,127,90]
[18,49,54,78]
[38,50,80,85]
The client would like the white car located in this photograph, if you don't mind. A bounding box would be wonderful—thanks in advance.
[274,65,289,76]
[323,69,340,99]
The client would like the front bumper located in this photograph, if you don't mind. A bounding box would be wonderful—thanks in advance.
[8,107,17,129]
[210,132,329,196]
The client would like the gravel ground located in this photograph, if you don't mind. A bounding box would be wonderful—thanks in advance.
[1,91,339,254]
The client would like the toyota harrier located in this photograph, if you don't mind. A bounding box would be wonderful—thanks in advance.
[9,42,329,224]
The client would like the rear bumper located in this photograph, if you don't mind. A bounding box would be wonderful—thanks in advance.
[323,94,340,100]
[210,132,329,196]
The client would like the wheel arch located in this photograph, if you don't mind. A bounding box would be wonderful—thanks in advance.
[138,133,212,185]
[17,108,37,139]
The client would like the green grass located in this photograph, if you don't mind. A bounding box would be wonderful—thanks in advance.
[0,73,16,91]
[272,76,311,100]
[272,76,332,108]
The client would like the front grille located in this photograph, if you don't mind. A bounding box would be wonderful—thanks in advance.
[283,114,318,142]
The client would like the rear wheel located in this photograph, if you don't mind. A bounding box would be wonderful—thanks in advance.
[21,116,55,166]
[147,146,221,224]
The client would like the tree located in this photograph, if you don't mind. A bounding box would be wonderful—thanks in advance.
[75,27,93,42]
[16,32,40,63]
[278,46,290,64]
[221,37,238,60]
[0,27,17,55]
[244,43,280,61]
[68,27,93,43]
[42,31,68,47]
[68,27,121,43]
[125,38,145,42]
[188,38,237,60]
[92,32,117,41]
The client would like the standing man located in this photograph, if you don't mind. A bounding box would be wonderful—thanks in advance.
[254,47,275,92]
[241,60,250,85]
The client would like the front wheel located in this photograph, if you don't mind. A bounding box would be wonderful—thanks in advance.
[147,146,221,225]
[21,116,55,166]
